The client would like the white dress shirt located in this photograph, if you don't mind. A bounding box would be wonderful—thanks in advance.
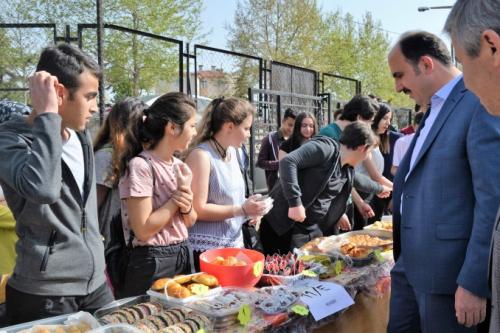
[401,74,462,214]
[407,74,462,175]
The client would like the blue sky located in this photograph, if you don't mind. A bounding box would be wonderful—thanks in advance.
[200,0,453,49]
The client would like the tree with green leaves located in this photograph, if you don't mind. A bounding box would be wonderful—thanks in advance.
[228,0,323,65]
[227,0,413,108]
[0,0,204,101]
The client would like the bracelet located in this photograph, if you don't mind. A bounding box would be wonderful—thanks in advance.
[180,203,193,215]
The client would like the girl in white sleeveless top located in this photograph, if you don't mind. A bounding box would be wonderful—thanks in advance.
[185,97,267,270]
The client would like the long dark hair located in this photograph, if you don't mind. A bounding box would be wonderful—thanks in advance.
[93,97,145,186]
[372,103,392,154]
[119,92,196,178]
[340,94,379,122]
[189,96,255,149]
[287,111,318,150]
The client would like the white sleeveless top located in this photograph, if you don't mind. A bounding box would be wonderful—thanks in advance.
[356,147,384,175]
[188,142,246,252]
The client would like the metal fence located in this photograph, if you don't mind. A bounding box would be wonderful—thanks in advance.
[1,21,363,193]
[193,44,263,101]
[0,23,57,104]
[321,73,361,102]
[248,87,330,194]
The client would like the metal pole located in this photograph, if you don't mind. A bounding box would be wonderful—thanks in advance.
[417,6,452,12]
[276,94,281,129]
[179,43,184,93]
[185,43,190,95]
[194,46,198,101]
[248,87,255,193]
[96,0,105,124]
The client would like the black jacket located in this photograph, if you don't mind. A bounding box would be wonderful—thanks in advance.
[265,135,353,236]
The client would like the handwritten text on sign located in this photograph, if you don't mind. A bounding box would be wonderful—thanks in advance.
[299,281,354,321]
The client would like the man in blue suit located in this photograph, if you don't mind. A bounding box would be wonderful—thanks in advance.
[387,31,500,332]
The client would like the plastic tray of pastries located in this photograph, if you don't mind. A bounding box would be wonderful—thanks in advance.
[147,272,221,305]
[93,294,212,333]
[299,230,392,267]
[185,287,260,330]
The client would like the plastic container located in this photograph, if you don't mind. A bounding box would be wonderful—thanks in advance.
[253,286,301,315]
[146,287,220,305]
[260,273,312,286]
[148,272,221,304]
[199,248,265,288]
[93,295,152,322]
[94,294,213,332]
[186,287,259,331]
[88,324,142,333]
[0,312,100,333]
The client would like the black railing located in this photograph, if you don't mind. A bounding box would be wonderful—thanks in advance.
[248,88,330,194]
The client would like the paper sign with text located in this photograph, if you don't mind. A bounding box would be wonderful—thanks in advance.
[299,280,354,321]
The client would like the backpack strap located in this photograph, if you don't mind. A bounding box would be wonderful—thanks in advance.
[126,154,156,247]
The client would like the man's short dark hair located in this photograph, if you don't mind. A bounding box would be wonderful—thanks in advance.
[340,94,379,122]
[36,43,101,96]
[283,108,297,120]
[414,111,424,126]
[398,31,452,70]
[339,121,377,150]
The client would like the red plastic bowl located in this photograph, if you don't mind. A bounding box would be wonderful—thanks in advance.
[199,248,265,288]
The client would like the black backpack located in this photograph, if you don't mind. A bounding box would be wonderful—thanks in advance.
[105,155,155,296]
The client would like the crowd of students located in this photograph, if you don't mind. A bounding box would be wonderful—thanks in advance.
[0,39,416,323]
[0,41,404,325]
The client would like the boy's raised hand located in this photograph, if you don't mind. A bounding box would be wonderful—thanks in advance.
[29,71,59,116]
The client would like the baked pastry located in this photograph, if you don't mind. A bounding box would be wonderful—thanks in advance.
[173,274,192,284]
[152,277,171,291]
[167,282,192,298]
[160,326,184,333]
[134,321,155,333]
[167,307,188,322]
[185,314,210,330]
[157,311,175,326]
[192,273,219,287]
[186,283,209,295]
[340,242,371,258]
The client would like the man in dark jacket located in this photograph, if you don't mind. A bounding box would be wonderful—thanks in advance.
[0,44,113,324]
[259,122,377,255]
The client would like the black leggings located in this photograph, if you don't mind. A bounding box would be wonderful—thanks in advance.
[121,241,194,298]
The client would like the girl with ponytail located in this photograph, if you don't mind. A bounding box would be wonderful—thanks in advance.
[118,92,198,297]
[185,97,267,270]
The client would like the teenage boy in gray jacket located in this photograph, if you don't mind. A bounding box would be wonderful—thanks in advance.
[0,44,113,324]
[260,122,378,255]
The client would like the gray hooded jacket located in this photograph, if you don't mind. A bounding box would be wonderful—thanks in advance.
[0,113,106,296]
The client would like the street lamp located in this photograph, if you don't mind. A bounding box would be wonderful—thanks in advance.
[418,6,452,12]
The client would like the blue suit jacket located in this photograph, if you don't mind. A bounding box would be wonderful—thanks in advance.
[392,78,500,298]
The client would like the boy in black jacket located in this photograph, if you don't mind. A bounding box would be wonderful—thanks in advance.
[260,122,377,255]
